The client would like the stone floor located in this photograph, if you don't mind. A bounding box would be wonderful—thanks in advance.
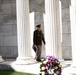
[0,59,76,75]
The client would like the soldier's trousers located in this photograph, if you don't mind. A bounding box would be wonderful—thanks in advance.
[36,45,42,60]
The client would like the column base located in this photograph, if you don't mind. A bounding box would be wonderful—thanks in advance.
[71,62,76,67]
[62,66,76,75]
[62,61,76,75]
[15,57,37,65]
[69,66,76,74]
[67,63,76,74]
[59,58,64,62]
[0,55,4,62]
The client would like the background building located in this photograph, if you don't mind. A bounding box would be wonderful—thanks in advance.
[0,0,71,60]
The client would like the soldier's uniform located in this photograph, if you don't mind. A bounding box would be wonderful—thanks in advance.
[33,30,46,61]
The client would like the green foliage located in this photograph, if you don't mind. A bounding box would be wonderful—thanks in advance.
[0,70,38,75]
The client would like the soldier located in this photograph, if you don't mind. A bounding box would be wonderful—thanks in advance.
[33,24,46,61]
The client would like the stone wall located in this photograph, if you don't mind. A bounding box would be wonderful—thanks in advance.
[30,0,72,59]
[61,0,72,59]
[0,0,72,59]
[0,0,18,58]
[0,0,45,58]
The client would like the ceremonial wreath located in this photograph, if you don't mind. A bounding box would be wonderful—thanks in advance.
[39,56,62,75]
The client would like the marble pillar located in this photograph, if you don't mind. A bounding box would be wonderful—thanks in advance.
[16,0,35,64]
[70,0,76,67]
[44,0,63,60]
[57,1,64,61]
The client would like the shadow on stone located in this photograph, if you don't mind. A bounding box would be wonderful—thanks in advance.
[0,64,15,71]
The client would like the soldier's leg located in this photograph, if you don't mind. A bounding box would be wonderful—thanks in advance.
[36,45,42,60]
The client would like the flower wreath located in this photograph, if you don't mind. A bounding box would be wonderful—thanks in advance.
[39,56,62,75]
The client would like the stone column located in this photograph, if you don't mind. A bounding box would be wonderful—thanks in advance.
[57,1,64,61]
[16,0,35,64]
[44,0,63,60]
[70,0,76,67]
[30,12,35,58]
[62,0,76,74]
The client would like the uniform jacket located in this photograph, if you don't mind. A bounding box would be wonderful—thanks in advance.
[33,30,46,45]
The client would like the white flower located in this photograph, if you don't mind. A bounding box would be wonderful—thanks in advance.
[42,67,45,70]
[42,72,45,75]
[44,60,47,63]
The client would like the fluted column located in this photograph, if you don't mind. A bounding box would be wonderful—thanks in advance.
[57,1,64,61]
[16,0,35,64]
[44,0,63,60]
[70,0,76,67]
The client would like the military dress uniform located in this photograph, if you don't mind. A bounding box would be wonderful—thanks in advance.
[33,30,46,61]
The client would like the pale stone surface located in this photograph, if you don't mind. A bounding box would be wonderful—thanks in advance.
[11,3,16,14]
[0,36,3,46]
[35,12,43,24]
[61,0,70,8]
[29,0,44,12]
[0,46,18,57]
[1,4,11,14]
[0,0,42,58]
[0,0,72,60]
[3,0,12,4]
[16,0,36,64]
[0,47,17,57]
[0,25,12,36]
[70,0,76,69]
[0,0,17,58]
[3,14,16,24]
[13,47,18,57]
[0,0,2,4]
[62,34,71,46]
[4,36,17,46]
[62,22,71,33]
[0,15,3,25]
[62,46,72,59]
[62,0,71,59]
[62,8,70,22]
[62,24,70,33]
[44,0,63,60]
[12,25,17,36]
[2,14,16,25]
[12,0,16,3]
